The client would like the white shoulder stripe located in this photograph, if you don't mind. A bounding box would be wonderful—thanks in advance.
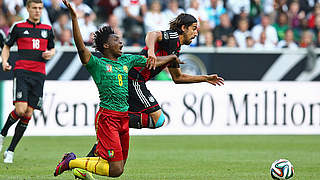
[9,20,25,32]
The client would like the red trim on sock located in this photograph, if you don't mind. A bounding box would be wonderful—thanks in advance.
[10,110,19,120]
[20,116,31,124]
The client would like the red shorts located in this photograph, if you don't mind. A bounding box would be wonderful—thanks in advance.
[94,107,130,162]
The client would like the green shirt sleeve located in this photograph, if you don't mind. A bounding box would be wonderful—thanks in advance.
[126,54,147,69]
[85,54,102,83]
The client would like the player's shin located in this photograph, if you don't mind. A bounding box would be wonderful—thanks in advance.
[0,110,20,136]
[69,157,110,176]
[7,116,30,152]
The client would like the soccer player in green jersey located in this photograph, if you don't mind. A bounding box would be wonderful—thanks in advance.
[54,0,182,178]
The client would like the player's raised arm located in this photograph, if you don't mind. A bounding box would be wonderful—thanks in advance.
[62,0,91,65]
[168,67,224,86]
[145,31,162,69]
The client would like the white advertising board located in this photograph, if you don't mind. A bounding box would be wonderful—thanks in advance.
[2,81,320,135]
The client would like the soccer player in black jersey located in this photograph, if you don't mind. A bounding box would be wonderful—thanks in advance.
[128,13,224,129]
[0,0,55,163]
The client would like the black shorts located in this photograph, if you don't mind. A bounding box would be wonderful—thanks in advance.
[128,79,161,113]
[13,70,45,110]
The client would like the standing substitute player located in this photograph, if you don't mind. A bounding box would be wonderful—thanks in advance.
[0,0,55,163]
[54,0,182,178]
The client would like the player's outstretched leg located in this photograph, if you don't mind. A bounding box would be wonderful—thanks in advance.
[54,152,76,176]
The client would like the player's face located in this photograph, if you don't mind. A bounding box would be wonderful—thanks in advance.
[27,2,43,22]
[182,22,198,45]
[106,34,124,57]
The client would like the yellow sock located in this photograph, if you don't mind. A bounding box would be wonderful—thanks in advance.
[69,157,109,176]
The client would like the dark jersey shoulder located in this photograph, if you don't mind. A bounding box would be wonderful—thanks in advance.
[140,29,181,68]
[0,29,5,49]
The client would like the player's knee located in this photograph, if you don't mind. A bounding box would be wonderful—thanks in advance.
[109,165,124,177]
[15,108,26,117]
[24,108,33,118]
[154,112,165,128]
[15,104,28,116]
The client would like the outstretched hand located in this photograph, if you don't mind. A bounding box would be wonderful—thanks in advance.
[206,74,224,86]
[62,0,77,18]
[146,49,156,70]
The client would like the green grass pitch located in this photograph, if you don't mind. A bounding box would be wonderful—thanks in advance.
[0,135,319,180]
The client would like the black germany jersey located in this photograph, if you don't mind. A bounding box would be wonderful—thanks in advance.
[128,30,181,82]
[5,19,55,75]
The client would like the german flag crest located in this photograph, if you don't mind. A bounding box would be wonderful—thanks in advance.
[107,150,114,158]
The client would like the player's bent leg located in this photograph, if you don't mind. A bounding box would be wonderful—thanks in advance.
[129,110,165,129]
[54,152,77,176]
[149,110,165,128]
[73,168,96,180]
[109,160,124,177]
[69,157,124,177]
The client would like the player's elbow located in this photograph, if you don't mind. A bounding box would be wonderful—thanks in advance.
[172,77,184,84]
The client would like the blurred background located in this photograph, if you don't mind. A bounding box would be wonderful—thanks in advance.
[1,0,320,81]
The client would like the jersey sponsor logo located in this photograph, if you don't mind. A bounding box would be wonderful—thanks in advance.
[23,30,29,35]
[107,149,114,158]
[106,64,113,72]
[41,30,48,38]
[123,65,128,73]
[163,32,169,40]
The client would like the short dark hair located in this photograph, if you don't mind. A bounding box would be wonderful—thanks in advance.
[169,13,197,35]
[93,26,115,53]
[26,0,43,7]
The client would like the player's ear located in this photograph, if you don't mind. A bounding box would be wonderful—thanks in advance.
[181,25,186,32]
[103,43,109,49]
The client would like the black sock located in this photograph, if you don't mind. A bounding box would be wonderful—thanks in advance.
[1,111,19,137]
[129,113,142,129]
[87,144,97,157]
[7,121,28,152]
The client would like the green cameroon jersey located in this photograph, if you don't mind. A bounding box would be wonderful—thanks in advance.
[85,54,147,112]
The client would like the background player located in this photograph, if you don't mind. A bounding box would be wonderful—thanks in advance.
[54,0,183,178]
[0,0,55,163]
